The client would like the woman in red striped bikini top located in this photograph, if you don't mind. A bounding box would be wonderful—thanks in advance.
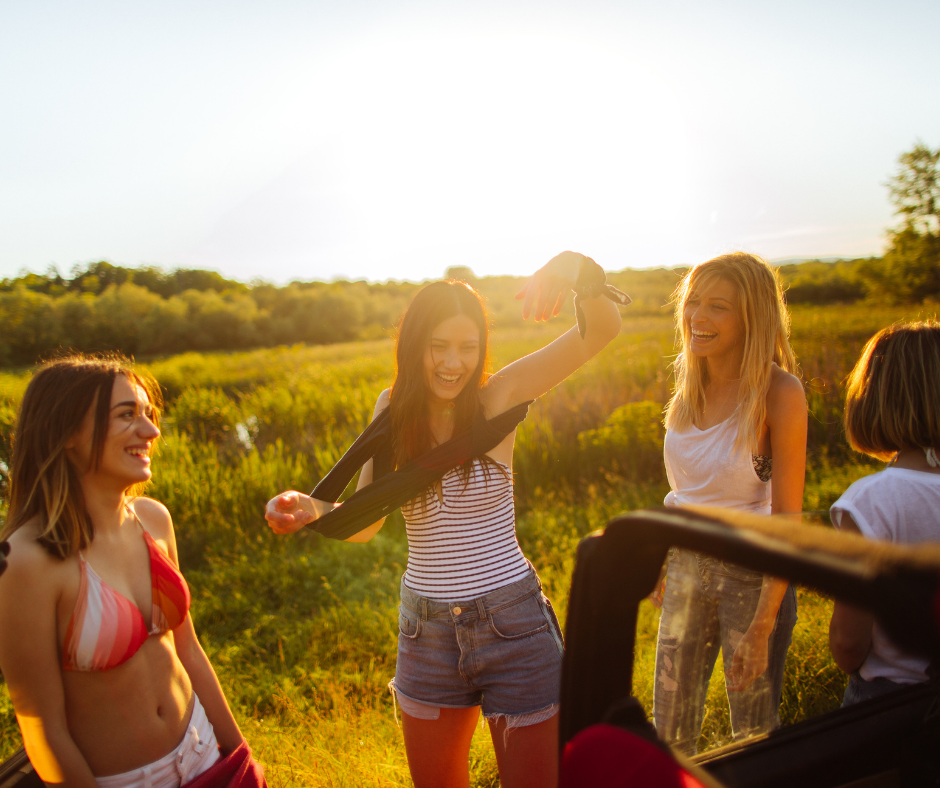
[0,356,247,787]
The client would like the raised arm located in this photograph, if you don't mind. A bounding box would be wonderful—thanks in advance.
[136,498,244,754]
[483,252,623,414]
[0,538,98,788]
[728,369,807,691]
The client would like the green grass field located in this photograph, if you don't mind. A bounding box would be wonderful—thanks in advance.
[0,302,933,785]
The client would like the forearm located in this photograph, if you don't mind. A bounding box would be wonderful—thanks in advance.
[181,639,243,752]
[575,293,622,356]
[829,602,873,673]
[19,717,98,788]
[748,576,788,638]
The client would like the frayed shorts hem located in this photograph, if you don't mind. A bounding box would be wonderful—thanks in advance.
[389,681,558,729]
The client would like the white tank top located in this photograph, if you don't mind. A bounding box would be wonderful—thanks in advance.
[664,412,771,515]
[401,459,530,601]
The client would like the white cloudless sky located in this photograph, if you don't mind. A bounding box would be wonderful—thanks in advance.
[1,0,938,283]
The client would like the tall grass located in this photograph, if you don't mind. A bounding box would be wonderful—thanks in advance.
[0,302,925,781]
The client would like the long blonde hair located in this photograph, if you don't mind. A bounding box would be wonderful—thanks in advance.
[664,252,797,453]
[1,354,162,560]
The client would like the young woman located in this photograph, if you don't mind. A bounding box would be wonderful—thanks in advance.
[0,355,249,788]
[829,322,940,705]
[652,252,807,755]
[265,251,624,788]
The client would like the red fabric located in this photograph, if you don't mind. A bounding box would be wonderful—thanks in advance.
[180,742,266,788]
[560,724,709,788]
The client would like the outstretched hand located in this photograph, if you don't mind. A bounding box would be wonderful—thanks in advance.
[0,541,9,578]
[726,625,770,692]
[515,251,583,322]
[265,492,332,534]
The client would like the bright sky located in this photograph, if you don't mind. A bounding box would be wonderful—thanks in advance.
[1,0,938,284]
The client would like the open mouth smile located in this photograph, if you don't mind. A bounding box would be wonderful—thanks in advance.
[435,372,462,386]
[692,330,717,341]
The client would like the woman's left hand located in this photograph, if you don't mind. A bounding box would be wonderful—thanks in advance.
[515,251,583,322]
[726,624,770,692]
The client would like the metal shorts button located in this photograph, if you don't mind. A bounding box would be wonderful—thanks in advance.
[453,606,462,615]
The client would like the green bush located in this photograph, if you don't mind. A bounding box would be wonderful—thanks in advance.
[578,400,666,483]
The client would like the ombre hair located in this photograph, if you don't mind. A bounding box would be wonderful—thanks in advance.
[843,321,940,461]
[1,354,162,560]
[664,253,798,453]
[390,280,493,484]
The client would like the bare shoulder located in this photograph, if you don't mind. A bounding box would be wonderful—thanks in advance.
[0,521,67,598]
[374,388,391,417]
[767,365,806,415]
[129,496,174,542]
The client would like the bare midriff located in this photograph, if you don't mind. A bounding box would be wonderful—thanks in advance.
[62,634,193,777]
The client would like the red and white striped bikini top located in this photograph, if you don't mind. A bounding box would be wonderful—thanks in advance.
[62,509,190,672]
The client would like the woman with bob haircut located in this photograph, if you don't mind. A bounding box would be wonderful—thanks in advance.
[266,251,626,788]
[652,252,806,755]
[829,321,940,705]
[0,355,257,788]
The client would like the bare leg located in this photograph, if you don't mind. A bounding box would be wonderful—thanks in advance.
[489,712,559,788]
[402,706,481,788]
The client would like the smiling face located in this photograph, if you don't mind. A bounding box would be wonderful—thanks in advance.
[422,313,482,404]
[67,373,160,489]
[683,276,744,361]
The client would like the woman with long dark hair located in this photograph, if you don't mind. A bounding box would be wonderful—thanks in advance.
[0,355,260,788]
[266,252,625,788]
[652,253,806,754]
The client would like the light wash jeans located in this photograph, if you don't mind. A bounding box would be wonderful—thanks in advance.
[653,548,798,755]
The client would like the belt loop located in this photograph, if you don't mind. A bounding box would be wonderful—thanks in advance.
[475,597,486,621]
[421,597,428,621]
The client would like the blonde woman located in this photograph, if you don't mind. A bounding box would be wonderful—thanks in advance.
[829,322,940,705]
[653,253,807,755]
[0,355,258,788]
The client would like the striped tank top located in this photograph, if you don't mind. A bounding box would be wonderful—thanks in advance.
[401,458,530,601]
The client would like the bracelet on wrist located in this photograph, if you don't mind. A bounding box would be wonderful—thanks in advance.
[573,256,632,338]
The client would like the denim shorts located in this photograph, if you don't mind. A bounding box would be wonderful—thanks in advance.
[391,569,564,726]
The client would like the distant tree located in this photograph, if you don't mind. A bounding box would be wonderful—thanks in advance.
[887,143,940,236]
[445,266,476,282]
[862,142,940,303]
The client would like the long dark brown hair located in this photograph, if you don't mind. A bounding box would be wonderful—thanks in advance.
[390,280,493,484]
[1,353,162,560]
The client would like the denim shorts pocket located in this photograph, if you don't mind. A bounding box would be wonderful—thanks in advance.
[398,607,421,640]
[488,593,549,640]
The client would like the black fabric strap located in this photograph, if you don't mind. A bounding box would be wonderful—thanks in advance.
[308,401,532,541]
[574,257,632,339]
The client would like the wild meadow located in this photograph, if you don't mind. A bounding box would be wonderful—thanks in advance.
[0,300,934,785]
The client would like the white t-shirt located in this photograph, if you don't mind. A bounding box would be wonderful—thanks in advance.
[830,467,940,684]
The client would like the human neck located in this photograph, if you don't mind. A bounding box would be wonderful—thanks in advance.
[891,447,940,474]
[705,355,743,389]
[79,479,132,536]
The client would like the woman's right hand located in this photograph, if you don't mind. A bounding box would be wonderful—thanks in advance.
[265,492,332,534]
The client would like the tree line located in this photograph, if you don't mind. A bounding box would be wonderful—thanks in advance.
[1,142,936,368]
